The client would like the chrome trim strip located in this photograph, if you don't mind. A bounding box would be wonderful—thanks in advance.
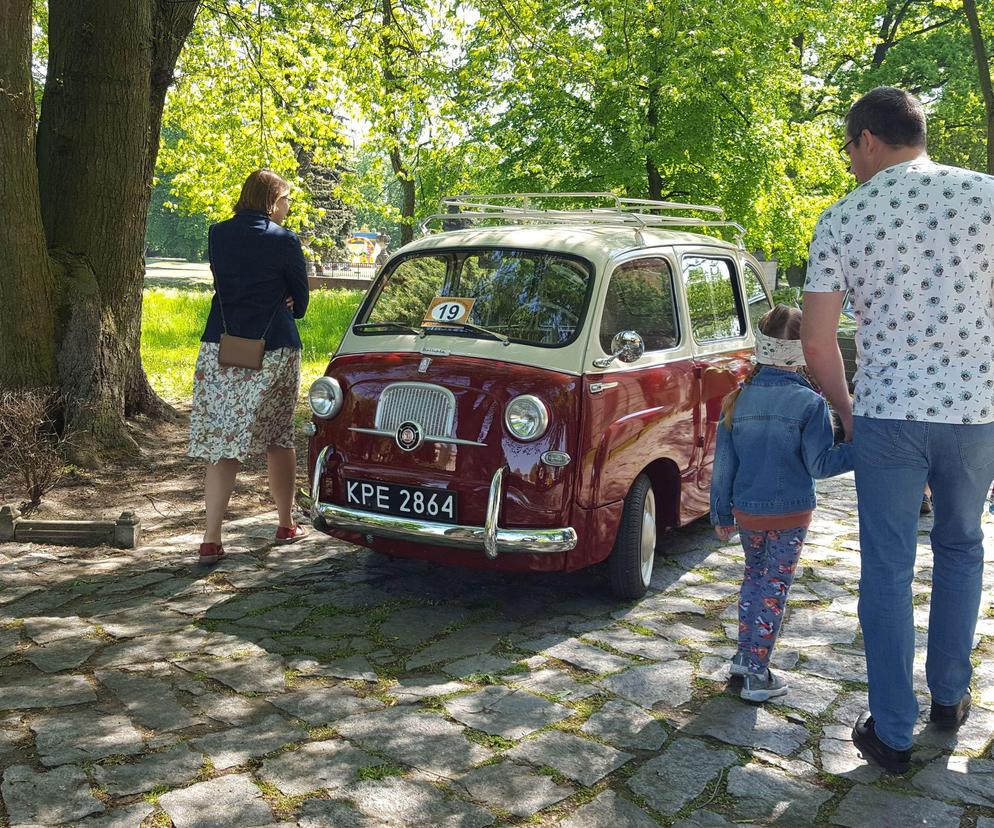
[313,501,576,555]
[310,446,331,524]
[349,427,486,447]
[484,466,506,560]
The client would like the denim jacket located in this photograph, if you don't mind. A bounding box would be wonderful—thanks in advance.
[710,366,854,526]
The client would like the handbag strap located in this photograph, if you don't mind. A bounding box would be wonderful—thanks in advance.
[209,228,285,338]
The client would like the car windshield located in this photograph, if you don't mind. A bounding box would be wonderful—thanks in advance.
[357,248,593,347]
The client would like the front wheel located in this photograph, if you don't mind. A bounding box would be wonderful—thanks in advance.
[608,473,657,600]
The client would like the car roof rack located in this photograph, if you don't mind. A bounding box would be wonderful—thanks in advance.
[418,192,746,247]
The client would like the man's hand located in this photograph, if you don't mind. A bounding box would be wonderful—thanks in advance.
[285,297,295,311]
[801,291,853,440]
[714,525,736,541]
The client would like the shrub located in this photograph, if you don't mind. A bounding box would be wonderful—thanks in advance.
[0,389,73,509]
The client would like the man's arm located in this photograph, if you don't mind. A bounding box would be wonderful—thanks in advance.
[800,290,852,439]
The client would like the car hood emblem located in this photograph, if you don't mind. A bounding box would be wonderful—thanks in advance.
[396,421,423,451]
[418,357,431,374]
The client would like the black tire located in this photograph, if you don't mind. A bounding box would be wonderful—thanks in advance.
[608,473,657,600]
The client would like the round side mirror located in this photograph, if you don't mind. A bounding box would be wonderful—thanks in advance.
[611,330,644,364]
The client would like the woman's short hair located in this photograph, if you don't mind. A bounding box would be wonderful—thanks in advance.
[234,169,290,215]
[846,87,926,149]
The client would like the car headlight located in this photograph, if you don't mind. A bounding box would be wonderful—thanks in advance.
[309,377,343,419]
[505,395,549,441]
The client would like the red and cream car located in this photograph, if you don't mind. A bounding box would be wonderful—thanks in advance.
[304,195,772,598]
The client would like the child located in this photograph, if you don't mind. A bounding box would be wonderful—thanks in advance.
[710,305,854,702]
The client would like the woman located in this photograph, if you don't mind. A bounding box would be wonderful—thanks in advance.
[188,169,310,563]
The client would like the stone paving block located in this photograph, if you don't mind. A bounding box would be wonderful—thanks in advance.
[194,692,273,725]
[583,626,683,661]
[158,773,275,828]
[727,763,832,824]
[642,619,717,644]
[830,784,963,828]
[683,698,810,756]
[178,654,286,693]
[388,676,470,704]
[444,685,573,740]
[542,638,633,673]
[510,668,599,702]
[348,776,495,827]
[406,622,509,669]
[455,760,572,817]
[776,670,841,716]
[672,811,745,827]
[580,698,667,750]
[559,790,659,828]
[911,754,994,806]
[616,594,706,618]
[335,706,492,777]
[191,714,305,769]
[819,736,882,782]
[0,627,22,659]
[91,607,191,638]
[380,605,469,647]
[0,674,96,710]
[627,737,736,814]
[681,582,741,602]
[506,730,633,786]
[288,654,378,682]
[297,799,382,828]
[777,609,858,647]
[22,615,94,643]
[92,743,203,796]
[830,691,871,725]
[237,605,312,632]
[165,588,239,616]
[259,739,382,795]
[269,686,383,724]
[1,764,104,825]
[305,614,369,638]
[76,802,156,827]
[444,654,515,677]
[596,660,695,709]
[96,668,202,731]
[31,711,144,766]
[92,628,214,668]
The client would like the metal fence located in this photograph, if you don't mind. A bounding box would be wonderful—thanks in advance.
[315,262,377,281]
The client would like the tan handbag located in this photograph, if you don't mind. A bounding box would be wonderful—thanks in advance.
[218,333,266,370]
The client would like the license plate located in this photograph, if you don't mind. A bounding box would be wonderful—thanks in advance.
[344,478,458,523]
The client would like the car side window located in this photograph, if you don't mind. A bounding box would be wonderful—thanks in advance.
[682,255,745,342]
[743,263,772,329]
[599,258,678,353]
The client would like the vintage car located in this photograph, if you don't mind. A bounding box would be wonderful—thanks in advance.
[302,194,773,598]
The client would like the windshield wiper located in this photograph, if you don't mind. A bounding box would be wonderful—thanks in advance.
[429,320,509,345]
[353,321,424,335]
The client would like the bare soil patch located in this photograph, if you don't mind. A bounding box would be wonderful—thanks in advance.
[0,405,308,545]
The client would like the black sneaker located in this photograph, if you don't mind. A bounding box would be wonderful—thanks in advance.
[920,494,933,515]
[851,712,911,774]
[930,692,971,730]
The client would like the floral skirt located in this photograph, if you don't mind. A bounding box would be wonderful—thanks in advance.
[188,342,301,464]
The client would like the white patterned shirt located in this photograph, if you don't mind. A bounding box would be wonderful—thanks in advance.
[805,159,994,424]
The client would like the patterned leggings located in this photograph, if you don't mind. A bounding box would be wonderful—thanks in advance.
[737,526,807,674]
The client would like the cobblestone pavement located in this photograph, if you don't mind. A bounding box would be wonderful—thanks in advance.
[2,474,993,827]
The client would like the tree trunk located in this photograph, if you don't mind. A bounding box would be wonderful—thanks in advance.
[381,0,416,245]
[390,146,416,245]
[645,81,664,201]
[964,0,994,175]
[31,1,198,459]
[0,0,57,391]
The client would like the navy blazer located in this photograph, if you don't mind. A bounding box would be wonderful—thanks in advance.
[201,210,309,351]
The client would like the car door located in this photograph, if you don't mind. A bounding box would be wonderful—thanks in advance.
[680,251,758,514]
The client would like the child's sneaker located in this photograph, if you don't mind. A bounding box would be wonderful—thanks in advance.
[740,669,788,703]
[730,651,750,677]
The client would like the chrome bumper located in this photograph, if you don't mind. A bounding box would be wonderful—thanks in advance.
[308,446,576,558]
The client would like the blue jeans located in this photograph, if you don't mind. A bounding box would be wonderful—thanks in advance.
[853,416,994,751]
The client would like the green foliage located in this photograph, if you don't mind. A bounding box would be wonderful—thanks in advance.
[146,172,210,260]
[141,287,363,402]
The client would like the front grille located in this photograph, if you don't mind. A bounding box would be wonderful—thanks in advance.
[375,383,455,436]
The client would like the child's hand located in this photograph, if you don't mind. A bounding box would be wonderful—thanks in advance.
[714,525,736,541]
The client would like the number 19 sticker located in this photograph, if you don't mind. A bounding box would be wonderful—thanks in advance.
[423,296,476,327]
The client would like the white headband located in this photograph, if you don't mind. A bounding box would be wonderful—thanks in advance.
[754,331,806,367]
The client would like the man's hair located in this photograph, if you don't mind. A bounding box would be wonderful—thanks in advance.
[234,169,290,215]
[846,87,927,148]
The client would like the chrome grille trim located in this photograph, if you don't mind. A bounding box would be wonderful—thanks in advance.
[375,382,456,436]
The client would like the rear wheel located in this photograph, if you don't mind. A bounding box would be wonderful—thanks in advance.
[608,473,656,600]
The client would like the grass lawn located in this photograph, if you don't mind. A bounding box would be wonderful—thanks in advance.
[142,287,364,402]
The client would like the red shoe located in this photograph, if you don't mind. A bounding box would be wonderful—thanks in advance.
[198,542,224,564]
[275,524,308,543]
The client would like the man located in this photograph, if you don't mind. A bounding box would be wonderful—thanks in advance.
[802,86,994,773]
